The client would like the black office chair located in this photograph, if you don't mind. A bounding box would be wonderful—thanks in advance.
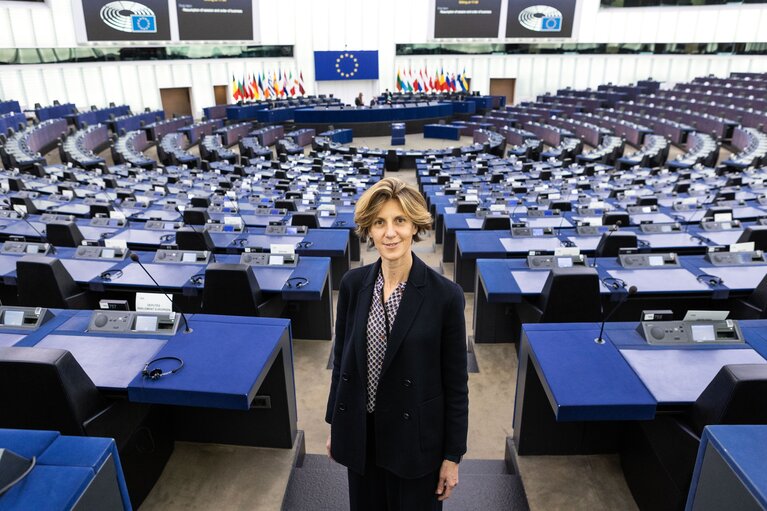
[515,267,602,330]
[456,201,478,214]
[595,231,638,257]
[45,221,84,248]
[621,364,767,511]
[481,216,511,231]
[182,207,210,226]
[275,199,297,212]
[549,200,572,212]
[731,273,767,319]
[89,203,113,218]
[16,255,91,309]
[384,150,400,172]
[0,346,173,508]
[201,263,284,318]
[637,197,658,206]
[191,196,211,208]
[602,212,630,226]
[175,228,215,252]
[10,196,38,215]
[291,212,319,229]
[736,226,767,251]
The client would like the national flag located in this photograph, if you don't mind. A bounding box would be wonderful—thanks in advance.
[282,70,289,97]
[459,69,469,92]
[396,69,404,92]
[298,71,306,95]
[231,74,240,101]
[251,73,260,100]
[273,71,281,97]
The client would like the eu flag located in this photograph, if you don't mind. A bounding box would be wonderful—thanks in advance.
[314,51,379,81]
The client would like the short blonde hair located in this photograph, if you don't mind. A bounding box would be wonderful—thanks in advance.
[355,177,432,243]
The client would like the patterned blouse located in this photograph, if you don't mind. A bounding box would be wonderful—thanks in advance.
[366,270,407,413]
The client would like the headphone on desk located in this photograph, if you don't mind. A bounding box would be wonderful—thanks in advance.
[601,277,627,290]
[99,269,123,281]
[285,277,309,289]
[142,356,184,381]
[697,274,724,287]
[296,241,313,249]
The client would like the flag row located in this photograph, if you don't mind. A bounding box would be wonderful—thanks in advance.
[231,70,307,101]
[395,68,470,93]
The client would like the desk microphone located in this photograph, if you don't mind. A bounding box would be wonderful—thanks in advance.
[591,220,622,268]
[595,285,637,344]
[128,253,192,333]
[13,207,56,255]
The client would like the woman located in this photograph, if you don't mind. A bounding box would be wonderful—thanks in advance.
[325,177,469,510]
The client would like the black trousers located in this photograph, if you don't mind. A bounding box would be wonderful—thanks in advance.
[347,413,443,511]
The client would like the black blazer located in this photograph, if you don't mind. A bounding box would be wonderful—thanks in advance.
[326,253,468,478]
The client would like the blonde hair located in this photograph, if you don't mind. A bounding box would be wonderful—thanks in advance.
[354,177,432,243]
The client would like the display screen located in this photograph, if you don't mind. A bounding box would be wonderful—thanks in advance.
[557,257,573,268]
[2,311,25,327]
[691,324,716,342]
[134,315,158,331]
[176,0,254,40]
[101,248,116,258]
[80,0,172,41]
[182,252,198,263]
[434,0,502,38]
[505,0,577,38]
[648,256,664,267]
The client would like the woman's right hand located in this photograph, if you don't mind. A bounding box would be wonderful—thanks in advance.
[326,433,333,461]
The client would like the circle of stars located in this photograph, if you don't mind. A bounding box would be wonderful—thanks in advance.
[335,53,359,78]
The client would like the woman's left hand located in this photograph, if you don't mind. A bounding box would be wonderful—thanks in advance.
[435,460,459,501]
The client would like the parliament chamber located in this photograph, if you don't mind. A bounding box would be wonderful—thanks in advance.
[2,0,767,510]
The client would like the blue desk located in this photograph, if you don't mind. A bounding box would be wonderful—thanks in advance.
[474,257,764,342]
[423,124,462,140]
[0,429,130,511]
[294,103,454,124]
[319,129,353,144]
[513,321,767,455]
[14,311,297,448]
[686,425,767,510]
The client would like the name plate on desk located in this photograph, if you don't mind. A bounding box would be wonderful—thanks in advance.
[90,216,127,228]
[701,219,740,231]
[153,249,210,264]
[240,251,298,267]
[74,245,128,261]
[619,252,679,268]
[638,319,744,345]
[640,222,681,233]
[511,226,554,237]
[41,213,76,223]
[87,310,180,336]
[527,254,588,269]
[705,250,767,266]
[145,220,182,230]
[1,241,52,256]
[0,306,53,330]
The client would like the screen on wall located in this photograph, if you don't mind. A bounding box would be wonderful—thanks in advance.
[80,0,172,41]
[434,0,503,38]
[505,0,577,38]
[176,0,254,40]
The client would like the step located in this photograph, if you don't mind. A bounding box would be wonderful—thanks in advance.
[283,455,529,511]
